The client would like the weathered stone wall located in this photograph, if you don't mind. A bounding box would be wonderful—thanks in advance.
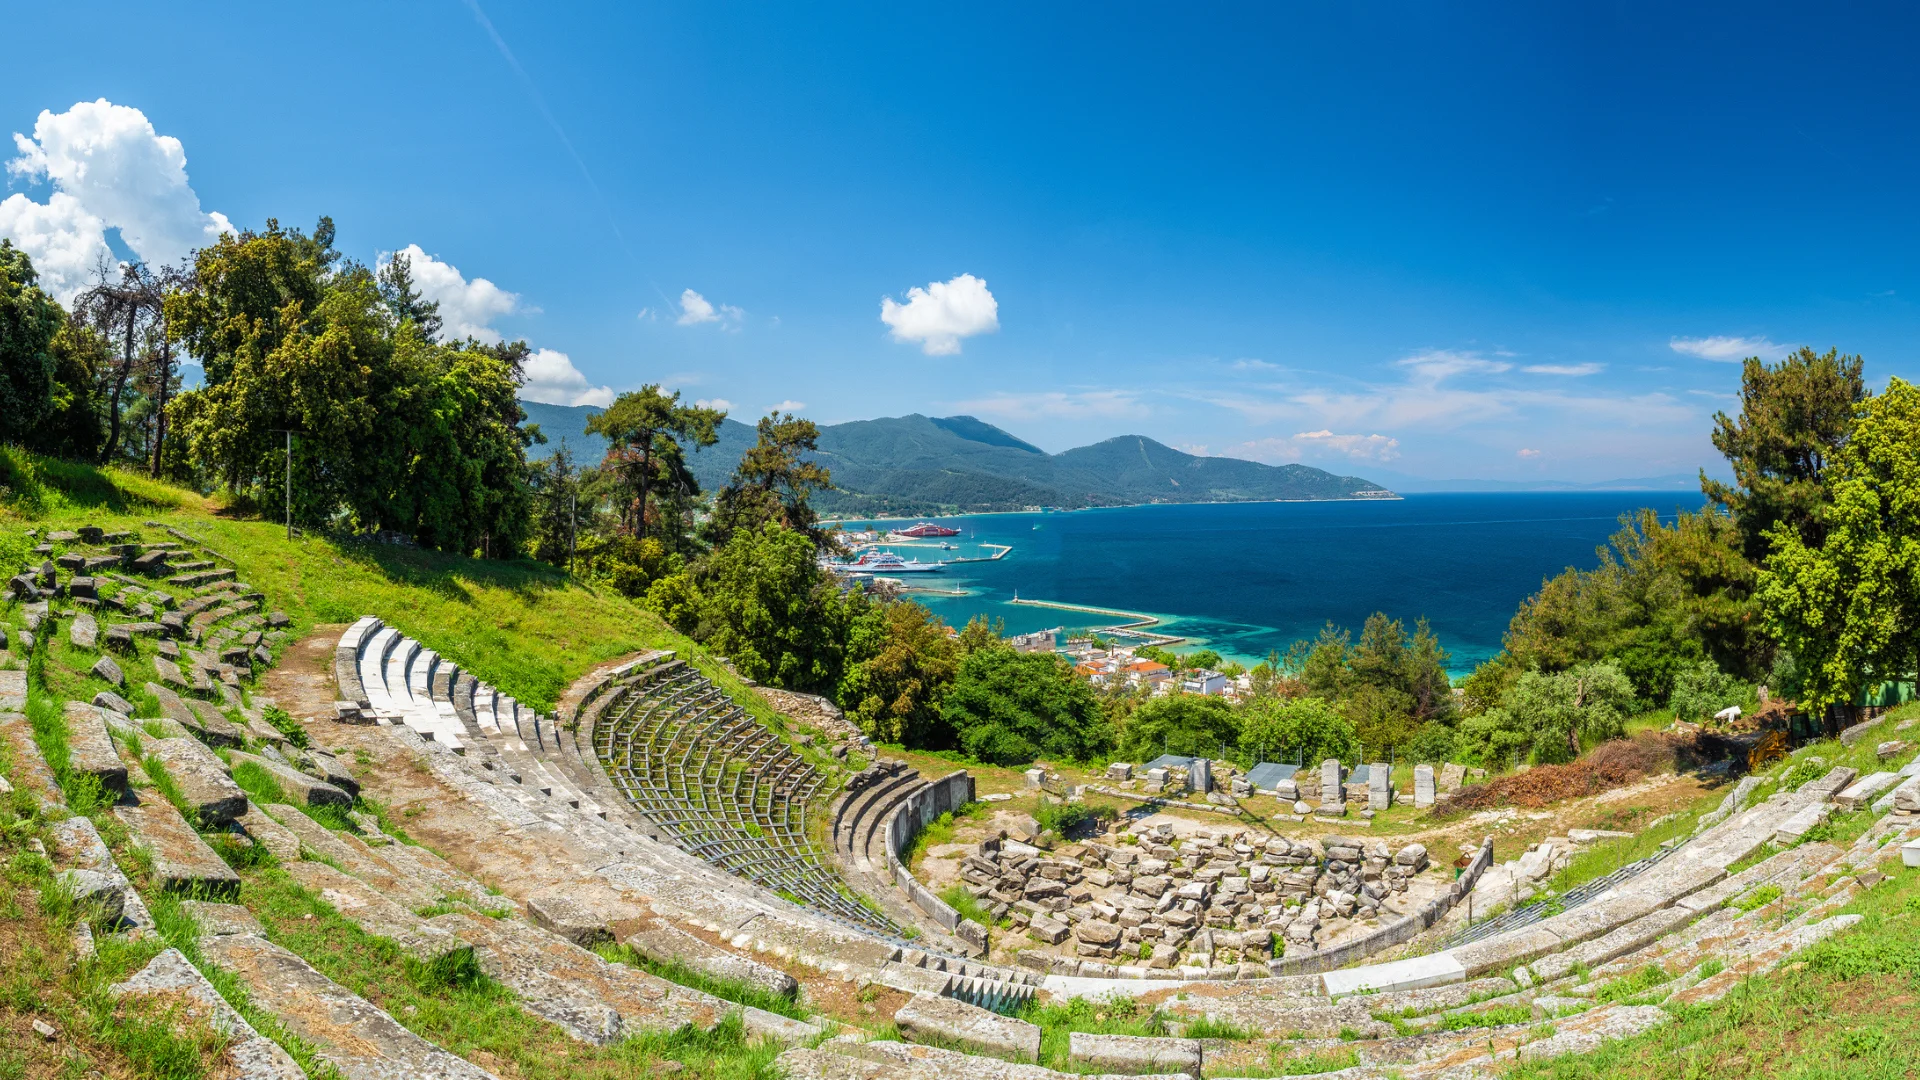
[1271,837,1494,976]
[885,771,985,949]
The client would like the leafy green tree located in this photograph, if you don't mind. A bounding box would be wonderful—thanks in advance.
[377,250,442,342]
[1402,721,1457,766]
[0,241,63,447]
[164,218,532,553]
[1118,693,1239,761]
[1668,660,1747,722]
[1462,662,1633,766]
[528,440,582,566]
[23,321,109,459]
[645,523,876,694]
[939,646,1109,764]
[1281,613,1453,758]
[1702,347,1865,561]
[839,601,960,746]
[1503,508,1764,702]
[587,385,724,541]
[957,614,1005,654]
[710,413,832,543]
[1760,377,1920,708]
[1235,696,1358,767]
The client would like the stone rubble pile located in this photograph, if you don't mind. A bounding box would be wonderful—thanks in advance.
[953,821,1439,969]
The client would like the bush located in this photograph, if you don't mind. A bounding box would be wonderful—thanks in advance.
[1403,720,1457,764]
[939,647,1110,765]
[1033,799,1118,836]
[1669,660,1748,723]
[1120,693,1239,761]
[1235,695,1358,768]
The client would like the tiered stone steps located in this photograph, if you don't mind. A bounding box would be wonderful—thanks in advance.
[831,762,944,935]
[337,624,1044,1012]
[587,654,899,933]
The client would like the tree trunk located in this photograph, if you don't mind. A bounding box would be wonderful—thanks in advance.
[102,306,138,463]
[637,439,653,539]
[151,340,172,477]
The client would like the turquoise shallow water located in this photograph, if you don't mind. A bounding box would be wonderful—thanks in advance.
[844,493,1698,675]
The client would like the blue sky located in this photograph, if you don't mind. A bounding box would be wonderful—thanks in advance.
[5,2,1919,483]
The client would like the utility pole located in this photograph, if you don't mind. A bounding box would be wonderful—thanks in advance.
[272,429,299,541]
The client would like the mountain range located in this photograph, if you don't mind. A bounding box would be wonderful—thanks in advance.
[519,402,1390,516]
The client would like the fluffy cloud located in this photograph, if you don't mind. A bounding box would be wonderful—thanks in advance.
[767,399,806,414]
[695,398,734,412]
[1293,430,1401,461]
[520,348,613,407]
[677,288,744,328]
[1669,335,1791,362]
[382,244,520,343]
[951,389,1147,422]
[0,192,108,302]
[880,273,998,355]
[1518,448,1542,458]
[1,99,231,302]
[1522,363,1603,376]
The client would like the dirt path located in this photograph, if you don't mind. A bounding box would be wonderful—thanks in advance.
[261,624,347,723]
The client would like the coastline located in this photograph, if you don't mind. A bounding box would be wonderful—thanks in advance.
[822,491,1402,523]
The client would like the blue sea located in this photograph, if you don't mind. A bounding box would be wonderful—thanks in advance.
[847,493,1704,675]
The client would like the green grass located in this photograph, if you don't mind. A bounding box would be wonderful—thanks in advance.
[1205,1045,1363,1078]
[1507,860,1920,1079]
[905,801,986,865]
[0,755,237,1079]
[1017,995,1255,1071]
[2,447,845,795]
[1438,1003,1536,1031]
[1731,884,1783,913]
[595,943,809,1020]
[1593,963,1675,1005]
[260,705,310,749]
[232,865,785,1080]
[938,882,991,926]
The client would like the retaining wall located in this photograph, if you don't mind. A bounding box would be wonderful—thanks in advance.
[884,771,987,951]
[1270,837,1497,976]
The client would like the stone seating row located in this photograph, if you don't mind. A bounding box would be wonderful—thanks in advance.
[588,661,897,933]
[382,711,1043,1012]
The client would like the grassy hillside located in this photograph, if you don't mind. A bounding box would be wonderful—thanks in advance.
[0,447,779,719]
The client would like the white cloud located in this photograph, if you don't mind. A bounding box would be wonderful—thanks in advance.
[695,398,734,412]
[1518,448,1542,458]
[677,288,743,328]
[1397,349,1513,381]
[880,273,998,355]
[767,400,806,414]
[1,99,231,302]
[381,244,520,343]
[1293,429,1401,461]
[1669,335,1792,362]
[1230,358,1275,371]
[1522,363,1604,376]
[0,191,108,303]
[951,389,1147,422]
[520,348,613,407]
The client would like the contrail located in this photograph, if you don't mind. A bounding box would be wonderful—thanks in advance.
[461,0,634,257]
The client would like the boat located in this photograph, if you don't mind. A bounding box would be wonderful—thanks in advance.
[829,551,947,575]
[892,522,961,538]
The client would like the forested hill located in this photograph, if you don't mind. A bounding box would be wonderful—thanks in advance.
[521,402,1390,515]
